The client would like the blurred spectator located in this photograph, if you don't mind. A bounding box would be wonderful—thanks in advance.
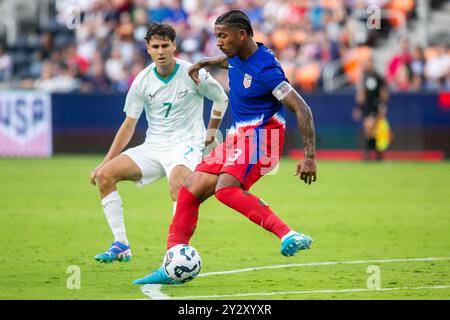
[39,32,55,60]
[1,0,448,94]
[83,59,111,93]
[112,0,133,15]
[59,63,82,92]
[127,59,146,88]
[391,63,411,92]
[132,5,150,42]
[35,61,79,92]
[29,51,45,79]
[386,38,413,85]
[65,43,90,76]
[105,47,126,84]
[243,0,264,25]
[148,0,173,22]
[445,73,450,90]
[410,46,426,91]
[18,33,56,82]
[0,44,13,82]
[167,0,188,24]
[76,23,98,62]
[424,45,450,90]
[96,35,113,62]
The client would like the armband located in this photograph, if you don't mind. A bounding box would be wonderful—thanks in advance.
[272,81,293,101]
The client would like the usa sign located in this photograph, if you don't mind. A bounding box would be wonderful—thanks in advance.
[0,91,52,157]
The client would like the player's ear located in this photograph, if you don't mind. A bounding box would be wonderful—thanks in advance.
[238,29,247,41]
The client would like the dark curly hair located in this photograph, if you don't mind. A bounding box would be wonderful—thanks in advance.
[144,23,176,43]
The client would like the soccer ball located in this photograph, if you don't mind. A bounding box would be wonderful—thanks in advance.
[163,244,202,283]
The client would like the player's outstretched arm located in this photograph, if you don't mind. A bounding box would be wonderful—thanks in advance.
[90,116,138,185]
[188,54,228,85]
[281,89,317,185]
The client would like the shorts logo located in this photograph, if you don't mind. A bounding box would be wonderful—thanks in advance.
[243,73,252,89]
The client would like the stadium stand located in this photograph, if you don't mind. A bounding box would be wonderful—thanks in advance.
[0,0,449,93]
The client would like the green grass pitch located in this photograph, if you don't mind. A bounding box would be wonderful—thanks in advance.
[1,156,449,300]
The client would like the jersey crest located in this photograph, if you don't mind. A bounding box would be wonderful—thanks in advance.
[243,73,252,89]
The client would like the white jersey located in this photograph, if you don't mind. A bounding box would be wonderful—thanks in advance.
[124,58,226,148]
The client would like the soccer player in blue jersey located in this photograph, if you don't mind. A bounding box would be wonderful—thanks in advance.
[133,10,317,285]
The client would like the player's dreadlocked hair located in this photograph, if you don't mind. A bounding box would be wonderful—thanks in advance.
[215,10,254,37]
[144,23,176,43]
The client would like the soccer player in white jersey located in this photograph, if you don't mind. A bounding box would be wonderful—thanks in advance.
[90,23,228,263]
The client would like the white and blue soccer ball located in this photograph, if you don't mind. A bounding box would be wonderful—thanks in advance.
[163,244,202,283]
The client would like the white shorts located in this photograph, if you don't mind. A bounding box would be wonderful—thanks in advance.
[122,142,203,187]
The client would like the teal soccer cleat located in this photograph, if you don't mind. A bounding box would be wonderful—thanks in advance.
[281,233,313,257]
[133,266,179,285]
[94,241,132,263]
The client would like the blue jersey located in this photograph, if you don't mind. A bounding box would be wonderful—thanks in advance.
[227,43,288,131]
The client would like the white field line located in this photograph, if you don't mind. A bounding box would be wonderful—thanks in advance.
[140,256,450,300]
[198,257,450,277]
[141,284,170,300]
[155,285,450,300]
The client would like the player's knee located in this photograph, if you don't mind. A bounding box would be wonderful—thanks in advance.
[169,179,183,201]
[182,173,197,189]
[97,168,116,188]
[183,172,217,202]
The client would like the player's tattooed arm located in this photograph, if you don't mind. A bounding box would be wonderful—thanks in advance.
[280,89,316,158]
[199,54,229,69]
[188,55,228,85]
[281,89,317,184]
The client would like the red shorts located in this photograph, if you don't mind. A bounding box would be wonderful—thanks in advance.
[196,121,285,190]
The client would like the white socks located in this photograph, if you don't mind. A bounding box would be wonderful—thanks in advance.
[281,230,299,242]
[172,201,177,216]
[101,191,128,245]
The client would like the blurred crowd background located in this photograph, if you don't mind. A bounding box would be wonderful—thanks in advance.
[0,0,449,93]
